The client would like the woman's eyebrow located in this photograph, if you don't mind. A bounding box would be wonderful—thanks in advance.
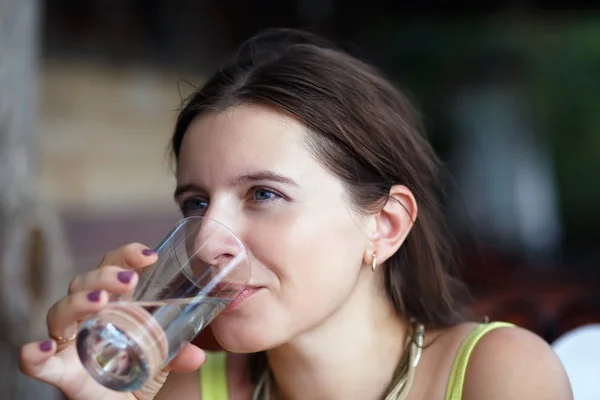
[173,171,298,199]
[173,183,205,199]
[226,171,299,187]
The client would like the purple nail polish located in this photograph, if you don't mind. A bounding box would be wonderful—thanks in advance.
[87,290,101,302]
[39,340,53,352]
[117,270,134,284]
[142,248,156,257]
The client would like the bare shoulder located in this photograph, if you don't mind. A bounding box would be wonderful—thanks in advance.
[463,326,573,400]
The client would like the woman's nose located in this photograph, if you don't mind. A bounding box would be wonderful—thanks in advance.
[186,218,250,291]
[191,219,242,267]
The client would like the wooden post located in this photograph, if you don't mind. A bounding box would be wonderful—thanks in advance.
[0,0,73,398]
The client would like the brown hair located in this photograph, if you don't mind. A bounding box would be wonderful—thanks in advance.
[171,28,468,379]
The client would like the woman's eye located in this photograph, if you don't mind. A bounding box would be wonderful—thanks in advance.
[180,198,208,214]
[252,189,278,202]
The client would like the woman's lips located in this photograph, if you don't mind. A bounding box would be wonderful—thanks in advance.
[222,286,263,313]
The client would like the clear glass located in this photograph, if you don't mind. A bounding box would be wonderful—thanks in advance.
[76,216,250,392]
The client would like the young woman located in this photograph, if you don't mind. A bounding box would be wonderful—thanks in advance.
[20,29,572,400]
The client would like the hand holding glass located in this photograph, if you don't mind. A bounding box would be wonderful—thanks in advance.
[76,216,250,392]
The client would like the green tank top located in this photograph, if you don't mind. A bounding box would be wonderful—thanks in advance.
[199,322,514,400]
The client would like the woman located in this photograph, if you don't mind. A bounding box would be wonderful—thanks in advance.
[20,29,572,399]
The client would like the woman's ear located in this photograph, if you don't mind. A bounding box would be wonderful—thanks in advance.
[366,185,417,267]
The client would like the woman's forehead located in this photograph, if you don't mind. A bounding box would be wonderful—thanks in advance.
[175,105,326,186]
[186,105,304,153]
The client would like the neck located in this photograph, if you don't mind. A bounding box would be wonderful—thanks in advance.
[265,272,409,400]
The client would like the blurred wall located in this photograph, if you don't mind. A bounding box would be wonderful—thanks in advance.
[38,61,192,214]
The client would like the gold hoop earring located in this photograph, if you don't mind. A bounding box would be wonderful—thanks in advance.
[371,252,377,272]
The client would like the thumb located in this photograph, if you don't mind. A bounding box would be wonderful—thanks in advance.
[165,343,207,373]
[20,340,66,385]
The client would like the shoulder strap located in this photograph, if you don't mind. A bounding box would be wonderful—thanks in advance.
[444,322,514,400]
[200,351,229,400]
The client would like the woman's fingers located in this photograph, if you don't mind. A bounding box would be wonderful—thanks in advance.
[46,290,109,340]
[67,243,156,295]
[68,265,139,295]
[19,340,71,386]
[20,243,170,399]
[19,340,57,378]
[98,242,158,269]
[165,343,206,373]
[20,341,92,398]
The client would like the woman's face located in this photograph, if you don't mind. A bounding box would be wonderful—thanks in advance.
[175,104,373,352]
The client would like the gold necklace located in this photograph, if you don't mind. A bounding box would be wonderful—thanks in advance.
[252,322,425,400]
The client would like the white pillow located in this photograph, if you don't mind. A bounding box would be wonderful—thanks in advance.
[552,324,600,400]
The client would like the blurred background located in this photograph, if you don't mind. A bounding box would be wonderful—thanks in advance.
[1,0,599,398]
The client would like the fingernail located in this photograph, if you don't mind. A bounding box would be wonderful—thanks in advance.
[117,270,134,284]
[87,290,102,302]
[39,340,53,352]
[142,248,156,257]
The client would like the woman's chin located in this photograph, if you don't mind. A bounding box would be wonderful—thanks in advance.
[214,333,270,353]
[211,321,282,353]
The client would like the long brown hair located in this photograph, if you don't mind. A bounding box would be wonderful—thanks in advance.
[171,28,468,380]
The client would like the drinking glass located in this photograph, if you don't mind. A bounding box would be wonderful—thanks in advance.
[76,216,250,391]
